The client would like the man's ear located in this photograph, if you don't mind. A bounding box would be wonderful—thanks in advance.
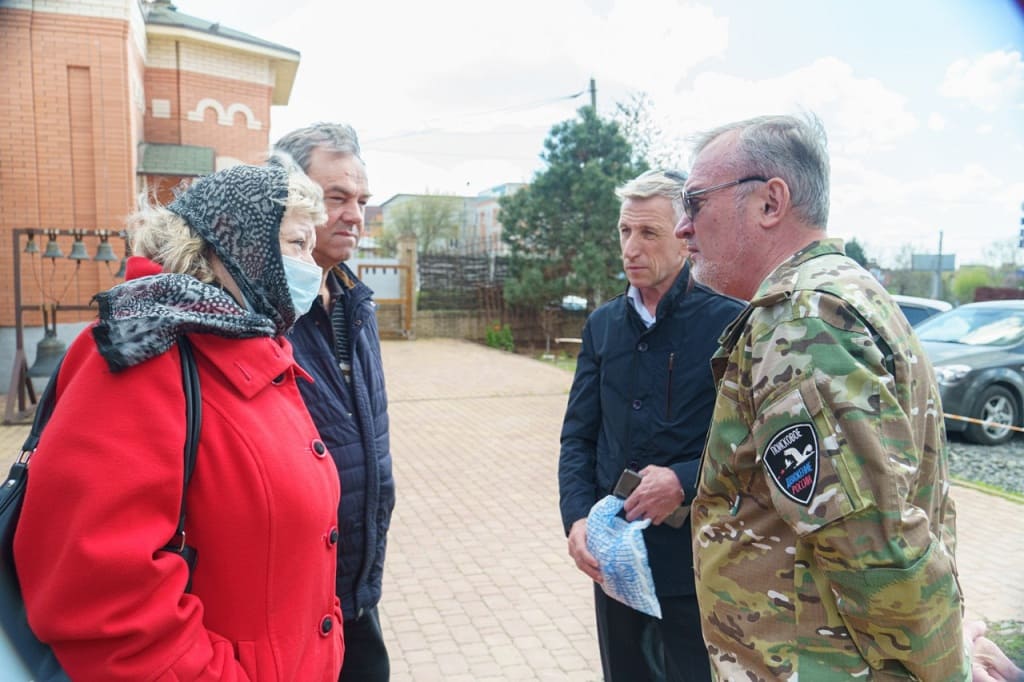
[761,178,790,228]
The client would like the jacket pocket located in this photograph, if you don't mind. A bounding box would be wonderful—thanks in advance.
[751,378,860,535]
[235,640,258,679]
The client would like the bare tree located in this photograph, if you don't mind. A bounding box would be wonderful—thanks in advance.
[613,91,685,171]
[381,194,464,255]
[982,238,1021,269]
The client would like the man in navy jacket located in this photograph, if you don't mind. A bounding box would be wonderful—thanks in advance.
[559,169,743,682]
[275,123,395,682]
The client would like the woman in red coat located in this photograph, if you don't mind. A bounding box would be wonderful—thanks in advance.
[14,163,344,680]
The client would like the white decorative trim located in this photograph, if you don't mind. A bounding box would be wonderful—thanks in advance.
[225,102,262,130]
[187,97,227,123]
[215,156,245,171]
[151,98,170,118]
[186,98,261,129]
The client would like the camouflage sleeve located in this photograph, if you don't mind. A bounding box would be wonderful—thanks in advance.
[750,316,967,681]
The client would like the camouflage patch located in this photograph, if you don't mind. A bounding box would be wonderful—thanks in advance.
[763,423,818,505]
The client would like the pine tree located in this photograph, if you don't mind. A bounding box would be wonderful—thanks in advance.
[499,107,645,311]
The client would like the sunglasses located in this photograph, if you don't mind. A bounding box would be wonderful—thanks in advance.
[680,176,768,220]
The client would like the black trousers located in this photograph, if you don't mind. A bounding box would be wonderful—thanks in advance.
[594,585,711,682]
[338,606,390,682]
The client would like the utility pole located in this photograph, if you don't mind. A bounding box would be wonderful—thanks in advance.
[589,77,596,111]
[932,230,944,299]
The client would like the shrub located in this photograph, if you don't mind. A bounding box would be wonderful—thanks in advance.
[486,321,514,352]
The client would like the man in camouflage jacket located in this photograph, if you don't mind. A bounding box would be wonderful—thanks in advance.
[674,114,969,681]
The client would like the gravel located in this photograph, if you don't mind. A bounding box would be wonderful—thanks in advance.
[946,434,1024,496]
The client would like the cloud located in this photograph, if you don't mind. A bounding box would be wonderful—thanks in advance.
[265,0,730,142]
[561,0,729,99]
[173,0,1021,266]
[652,56,919,164]
[259,0,732,196]
[829,155,933,259]
[827,155,1019,267]
[939,50,1024,111]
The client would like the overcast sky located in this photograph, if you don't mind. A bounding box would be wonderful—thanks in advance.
[171,0,1024,268]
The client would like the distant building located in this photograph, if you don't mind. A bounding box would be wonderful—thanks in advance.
[375,183,525,256]
[469,183,526,255]
[360,204,384,254]
[378,193,475,254]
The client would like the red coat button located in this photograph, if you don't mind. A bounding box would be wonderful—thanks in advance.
[311,440,327,458]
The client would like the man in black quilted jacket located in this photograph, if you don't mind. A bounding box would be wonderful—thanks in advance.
[275,123,394,682]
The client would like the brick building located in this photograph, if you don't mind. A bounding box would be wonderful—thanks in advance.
[0,0,300,405]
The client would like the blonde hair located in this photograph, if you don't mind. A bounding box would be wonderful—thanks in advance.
[129,167,326,281]
[283,160,327,227]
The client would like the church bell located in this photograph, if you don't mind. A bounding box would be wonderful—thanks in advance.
[28,306,67,378]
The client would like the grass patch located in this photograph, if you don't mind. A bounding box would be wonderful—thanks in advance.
[986,620,1024,670]
[951,476,1024,504]
[535,352,576,374]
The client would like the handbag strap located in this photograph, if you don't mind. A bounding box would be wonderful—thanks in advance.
[161,336,201,590]
[22,336,202,588]
[18,360,63,456]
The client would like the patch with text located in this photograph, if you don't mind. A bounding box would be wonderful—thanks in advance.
[763,423,819,505]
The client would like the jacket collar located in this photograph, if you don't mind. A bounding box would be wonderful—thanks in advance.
[621,261,692,326]
[330,262,374,304]
[715,238,846,356]
[188,333,312,400]
[750,238,845,308]
[653,261,693,319]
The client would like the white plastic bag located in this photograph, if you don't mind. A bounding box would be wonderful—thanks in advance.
[585,494,662,618]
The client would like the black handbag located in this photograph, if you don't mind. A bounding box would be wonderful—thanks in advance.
[0,337,202,681]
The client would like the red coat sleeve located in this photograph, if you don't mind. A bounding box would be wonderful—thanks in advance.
[13,333,251,681]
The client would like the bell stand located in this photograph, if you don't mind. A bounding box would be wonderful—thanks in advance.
[5,227,124,424]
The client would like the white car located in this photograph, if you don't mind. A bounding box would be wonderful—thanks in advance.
[892,294,952,326]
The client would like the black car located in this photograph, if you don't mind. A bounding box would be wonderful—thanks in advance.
[915,300,1024,445]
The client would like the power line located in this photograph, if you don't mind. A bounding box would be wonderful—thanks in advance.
[367,147,542,162]
[364,88,586,145]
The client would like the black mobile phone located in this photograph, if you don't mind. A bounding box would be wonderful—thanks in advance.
[612,468,690,528]
[613,468,642,498]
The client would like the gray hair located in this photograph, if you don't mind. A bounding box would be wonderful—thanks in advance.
[692,113,830,228]
[273,122,362,172]
[614,169,688,222]
[130,169,326,281]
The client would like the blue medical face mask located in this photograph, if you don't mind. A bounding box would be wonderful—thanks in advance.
[280,254,323,316]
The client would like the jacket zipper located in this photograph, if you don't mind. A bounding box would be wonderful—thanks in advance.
[665,352,675,418]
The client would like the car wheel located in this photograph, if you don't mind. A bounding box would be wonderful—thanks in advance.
[964,385,1018,446]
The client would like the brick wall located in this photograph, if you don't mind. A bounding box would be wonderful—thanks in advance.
[144,67,273,166]
[1,1,292,361]
[0,7,135,326]
[1,5,283,333]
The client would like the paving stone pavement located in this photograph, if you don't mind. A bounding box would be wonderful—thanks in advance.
[2,337,1022,680]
